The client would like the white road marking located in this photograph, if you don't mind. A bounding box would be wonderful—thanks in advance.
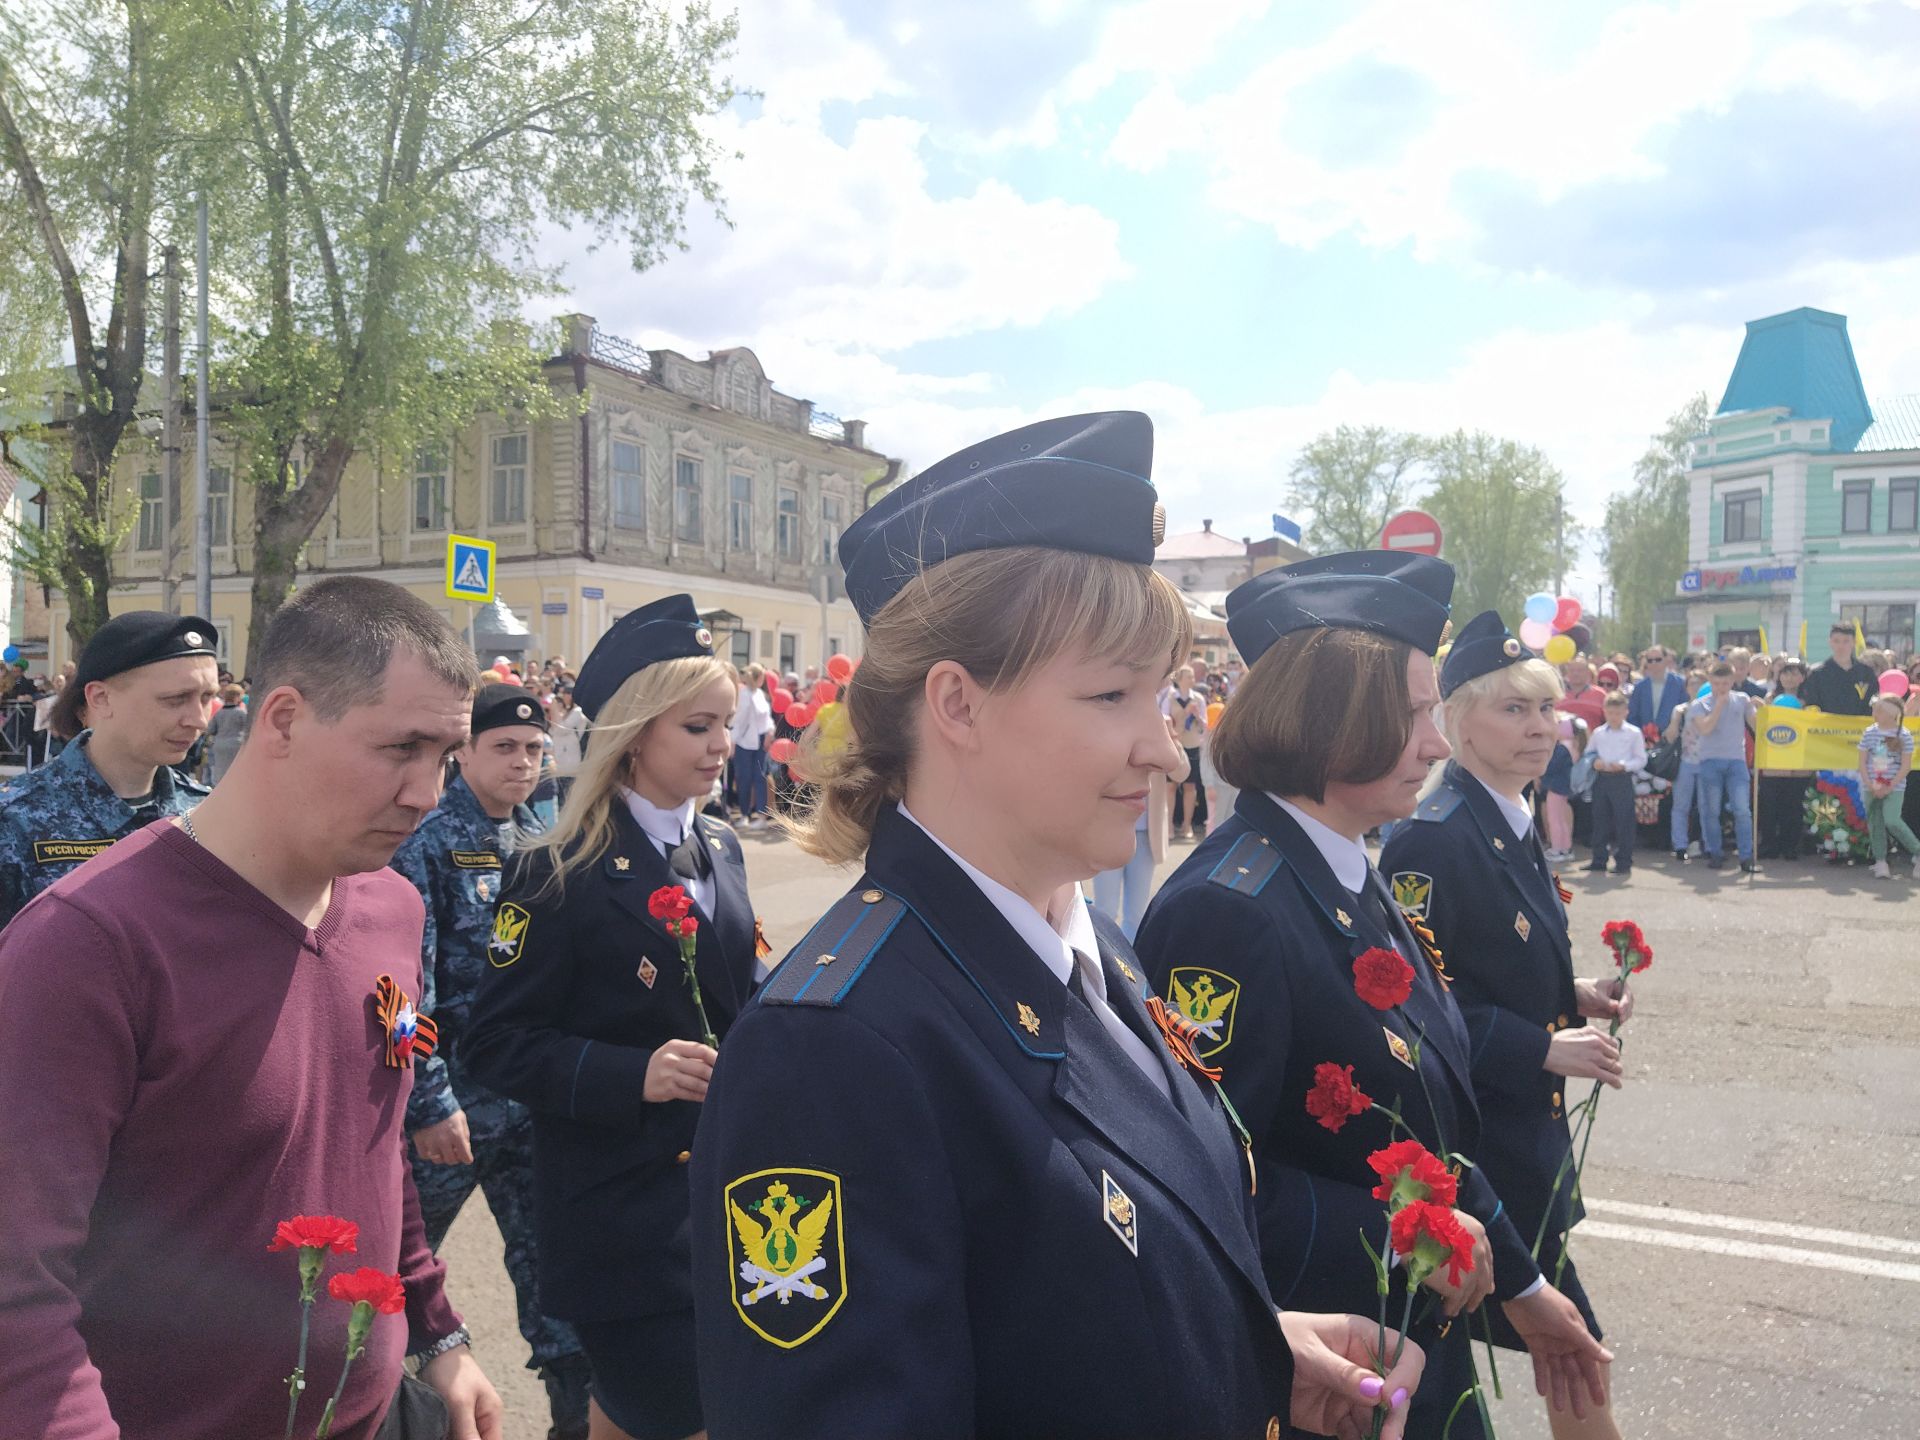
[1577,1221,1920,1284]
[1583,1198,1920,1257]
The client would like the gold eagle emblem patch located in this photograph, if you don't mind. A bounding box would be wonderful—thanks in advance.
[488,903,531,966]
[725,1169,847,1348]
[1167,966,1240,1059]
[1390,871,1433,919]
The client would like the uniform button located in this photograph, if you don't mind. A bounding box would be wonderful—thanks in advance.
[1266,1417,1281,1440]
[1551,1092,1562,1108]
[861,889,884,903]
[675,1150,691,1165]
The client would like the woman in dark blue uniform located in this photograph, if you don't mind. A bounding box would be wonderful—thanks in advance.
[1380,611,1632,1440]
[1135,557,1614,1440]
[466,595,762,1440]
[690,413,1426,1440]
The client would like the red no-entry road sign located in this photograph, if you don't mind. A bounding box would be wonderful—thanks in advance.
[1379,509,1443,556]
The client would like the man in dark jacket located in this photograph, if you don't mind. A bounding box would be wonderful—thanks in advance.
[1802,624,1878,715]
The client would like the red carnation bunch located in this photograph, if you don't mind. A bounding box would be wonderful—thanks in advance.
[648,885,694,925]
[650,885,717,1047]
[1389,1199,1477,1287]
[268,1215,360,1256]
[1367,1138,1458,1210]
[1305,1062,1372,1133]
[1352,947,1414,1010]
[1600,919,1652,974]
[326,1267,407,1314]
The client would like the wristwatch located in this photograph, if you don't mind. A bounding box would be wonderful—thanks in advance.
[408,1324,472,1367]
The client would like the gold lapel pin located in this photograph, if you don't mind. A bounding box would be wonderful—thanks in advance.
[1017,1002,1041,1036]
[614,855,631,871]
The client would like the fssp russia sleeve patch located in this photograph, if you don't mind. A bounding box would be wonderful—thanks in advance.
[1390,871,1433,919]
[488,902,531,966]
[725,1168,847,1348]
[450,849,502,869]
[1166,966,1240,1059]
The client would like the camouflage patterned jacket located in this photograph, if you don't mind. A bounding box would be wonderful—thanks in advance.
[389,774,542,1132]
[0,732,208,928]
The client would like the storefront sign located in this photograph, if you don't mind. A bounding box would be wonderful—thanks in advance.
[1680,563,1796,593]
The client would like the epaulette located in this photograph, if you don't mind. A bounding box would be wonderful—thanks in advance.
[1205,831,1282,896]
[758,886,906,1007]
[1410,787,1464,823]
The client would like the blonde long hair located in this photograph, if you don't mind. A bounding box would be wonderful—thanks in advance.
[1419,657,1565,799]
[519,654,734,897]
[789,547,1193,866]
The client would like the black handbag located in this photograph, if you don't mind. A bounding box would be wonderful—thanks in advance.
[374,1375,450,1440]
[1646,738,1682,782]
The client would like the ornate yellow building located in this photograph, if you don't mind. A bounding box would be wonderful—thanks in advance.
[49,315,896,676]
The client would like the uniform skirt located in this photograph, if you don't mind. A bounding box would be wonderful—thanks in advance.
[573,1309,701,1440]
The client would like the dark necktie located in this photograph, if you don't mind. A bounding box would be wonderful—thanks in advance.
[1354,873,1401,952]
[668,826,712,883]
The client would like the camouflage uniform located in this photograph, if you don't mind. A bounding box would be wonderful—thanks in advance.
[390,774,588,1423]
[0,731,208,928]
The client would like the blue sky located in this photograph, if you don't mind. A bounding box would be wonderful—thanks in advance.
[549,0,1920,603]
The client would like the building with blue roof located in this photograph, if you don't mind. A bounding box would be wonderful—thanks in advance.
[1680,307,1919,660]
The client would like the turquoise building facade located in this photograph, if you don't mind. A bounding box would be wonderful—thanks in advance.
[1682,308,1920,660]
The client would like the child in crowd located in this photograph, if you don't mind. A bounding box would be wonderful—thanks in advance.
[1756,659,1810,860]
[1540,712,1578,862]
[1587,690,1645,875]
[1859,694,1919,879]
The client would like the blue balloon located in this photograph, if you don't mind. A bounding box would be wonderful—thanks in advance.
[1,645,17,663]
[1523,592,1556,624]
[1772,694,1804,709]
[1697,683,1712,698]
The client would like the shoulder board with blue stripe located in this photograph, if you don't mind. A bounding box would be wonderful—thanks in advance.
[1411,787,1464,823]
[1206,830,1282,895]
[758,887,906,1008]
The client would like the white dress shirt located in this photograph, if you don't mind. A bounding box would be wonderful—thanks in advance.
[1472,774,1534,842]
[1587,722,1647,774]
[621,787,716,917]
[899,804,1170,1100]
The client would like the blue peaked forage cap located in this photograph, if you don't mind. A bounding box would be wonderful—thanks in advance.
[573,593,715,721]
[1226,550,1454,666]
[1440,610,1532,699]
[838,411,1165,625]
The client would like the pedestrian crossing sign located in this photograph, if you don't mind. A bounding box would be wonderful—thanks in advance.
[445,534,496,602]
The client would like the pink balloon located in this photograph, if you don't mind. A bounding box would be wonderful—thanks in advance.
[768,737,796,763]
[1881,669,1911,698]
[786,702,815,728]
[1519,617,1554,650]
[769,687,793,716]
[1554,596,1582,631]
[812,679,838,706]
[826,654,854,684]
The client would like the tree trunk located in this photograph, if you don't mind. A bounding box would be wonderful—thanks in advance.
[56,410,124,652]
[241,432,352,675]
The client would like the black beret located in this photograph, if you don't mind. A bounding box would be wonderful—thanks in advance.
[573,593,714,720]
[1226,550,1454,666]
[73,611,219,690]
[1440,610,1532,698]
[472,682,548,736]
[839,411,1165,625]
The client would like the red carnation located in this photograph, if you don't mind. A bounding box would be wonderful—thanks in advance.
[648,885,694,923]
[1367,1139,1458,1210]
[1600,918,1653,973]
[668,913,699,941]
[1304,1061,1371,1133]
[1389,1200,1476,1287]
[1352,947,1414,1010]
[268,1215,359,1256]
[326,1267,407,1315]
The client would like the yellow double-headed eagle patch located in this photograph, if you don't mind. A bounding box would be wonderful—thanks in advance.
[1167,966,1240,1060]
[488,903,531,967]
[725,1168,847,1348]
[1390,871,1433,920]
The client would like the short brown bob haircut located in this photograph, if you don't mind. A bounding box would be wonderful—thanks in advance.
[1210,627,1414,803]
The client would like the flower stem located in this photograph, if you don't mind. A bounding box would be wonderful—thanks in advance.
[680,936,718,1049]
[313,1341,363,1440]
[285,1255,321,1438]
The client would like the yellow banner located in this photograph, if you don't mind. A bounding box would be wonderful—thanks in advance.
[1754,705,1920,772]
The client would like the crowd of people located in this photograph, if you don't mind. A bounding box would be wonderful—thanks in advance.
[0,409,1914,1440]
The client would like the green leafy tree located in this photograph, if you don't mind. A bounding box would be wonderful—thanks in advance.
[1422,429,1578,621]
[1286,424,1426,553]
[203,0,737,669]
[0,3,215,647]
[1601,393,1708,653]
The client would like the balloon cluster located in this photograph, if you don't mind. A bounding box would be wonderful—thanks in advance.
[766,654,859,777]
[1520,592,1583,665]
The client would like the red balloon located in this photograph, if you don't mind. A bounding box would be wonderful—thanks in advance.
[768,737,796,764]
[786,702,815,728]
[1553,596,1582,631]
[812,679,838,706]
[770,687,793,715]
[787,764,809,785]
[826,654,854,684]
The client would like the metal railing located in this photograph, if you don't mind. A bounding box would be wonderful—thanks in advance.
[808,409,847,443]
[1,698,40,770]
[588,325,654,379]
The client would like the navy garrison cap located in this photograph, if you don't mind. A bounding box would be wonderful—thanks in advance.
[73,611,219,690]
[573,593,714,720]
[1226,550,1454,666]
[1440,610,1530,698]
[839,411,1165,625]
[472,681,548,736]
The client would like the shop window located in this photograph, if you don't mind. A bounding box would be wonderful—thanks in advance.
[1842,480,1873,534]
[1722,490,1762,544]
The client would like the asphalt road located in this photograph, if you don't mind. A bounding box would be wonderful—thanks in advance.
[438,829,1920,1439]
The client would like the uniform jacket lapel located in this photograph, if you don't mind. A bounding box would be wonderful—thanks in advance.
[603,806,746,1022]
[1449,766,1571,969]
[864,809,1272,1305]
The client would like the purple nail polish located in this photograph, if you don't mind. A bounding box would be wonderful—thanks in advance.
[1358,1376,1384,1400]
[1391,1387,1409,1410]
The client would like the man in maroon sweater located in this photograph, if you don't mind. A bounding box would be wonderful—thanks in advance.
[0,577,504,1440]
